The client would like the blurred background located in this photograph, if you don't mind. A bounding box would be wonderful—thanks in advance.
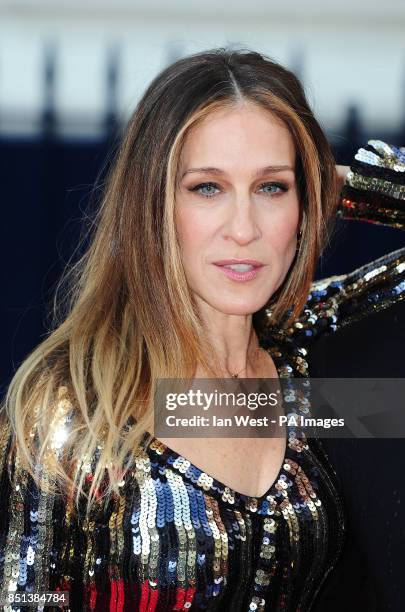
[2,0,405,388]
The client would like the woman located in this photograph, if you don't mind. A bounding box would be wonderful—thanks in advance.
[0,48,402,611]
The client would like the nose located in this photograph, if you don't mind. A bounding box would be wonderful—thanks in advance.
[222,194,261,245]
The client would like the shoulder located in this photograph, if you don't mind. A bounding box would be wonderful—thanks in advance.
[0,384,76,490]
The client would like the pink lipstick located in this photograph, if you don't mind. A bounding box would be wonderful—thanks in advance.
[213,259,264,283]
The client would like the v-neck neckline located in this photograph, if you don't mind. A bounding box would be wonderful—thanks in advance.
[141,337,309,511]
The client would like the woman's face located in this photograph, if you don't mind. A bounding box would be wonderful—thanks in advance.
[175,102,300,317]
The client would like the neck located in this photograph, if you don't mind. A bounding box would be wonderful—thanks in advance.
[195,311,264,378]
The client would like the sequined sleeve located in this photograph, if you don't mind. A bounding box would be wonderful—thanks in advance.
[269,141,405,351]
[268,246,405,355]
[0,417,59,610]
[337,140,405,229]
[0,390,86,611]
[0,417,19,603]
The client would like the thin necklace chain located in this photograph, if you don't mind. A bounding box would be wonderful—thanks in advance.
[226,347,268,378]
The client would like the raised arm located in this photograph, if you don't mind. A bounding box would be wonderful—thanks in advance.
[337,140,405,229]
[299,140,405,340]
[264,142,405,360]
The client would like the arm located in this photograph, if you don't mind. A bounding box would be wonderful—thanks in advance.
[336,140,405,229]
[0,389,125,608]
[270,247,405,360]
[268,142,405,355]
[302,140,405,338]
[0,395,82,605]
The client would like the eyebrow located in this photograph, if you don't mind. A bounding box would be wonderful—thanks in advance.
[181,165,295,180]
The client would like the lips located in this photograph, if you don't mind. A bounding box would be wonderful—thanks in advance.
[213,259,264,282]
[214,259,264,268]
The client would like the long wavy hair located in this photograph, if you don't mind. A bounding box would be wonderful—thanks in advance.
[1,47,338,514]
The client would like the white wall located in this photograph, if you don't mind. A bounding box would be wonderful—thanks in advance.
[0,0,404,135]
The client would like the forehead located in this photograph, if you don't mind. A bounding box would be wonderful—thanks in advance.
[179,102,296,169]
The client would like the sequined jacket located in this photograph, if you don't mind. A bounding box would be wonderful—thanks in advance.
[0,141,404,612]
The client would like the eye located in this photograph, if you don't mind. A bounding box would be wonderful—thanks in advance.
[187,180,289,199]
[188,182,220,198]
[258,182,289,196]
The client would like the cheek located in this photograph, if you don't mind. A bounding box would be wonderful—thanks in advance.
[175,207,214,255]
[264,210,300,257]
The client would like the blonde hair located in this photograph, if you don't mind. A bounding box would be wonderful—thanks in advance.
[1,48,338,516]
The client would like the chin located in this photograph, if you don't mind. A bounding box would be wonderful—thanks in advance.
[210,298,269,316]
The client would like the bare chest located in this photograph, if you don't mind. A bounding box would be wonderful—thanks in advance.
[156,435,287,498]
